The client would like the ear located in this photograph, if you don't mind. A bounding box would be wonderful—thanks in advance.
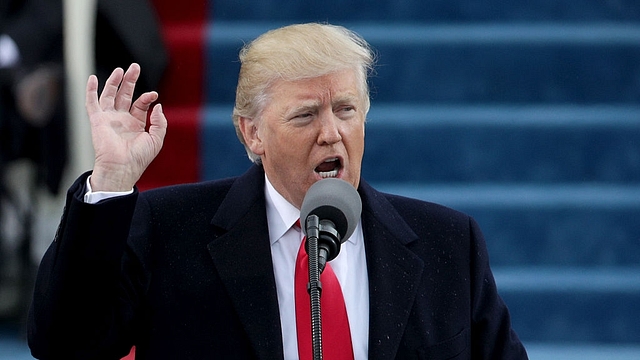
[238,116,264,156]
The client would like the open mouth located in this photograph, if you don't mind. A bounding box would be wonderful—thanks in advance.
[314,157,341,178]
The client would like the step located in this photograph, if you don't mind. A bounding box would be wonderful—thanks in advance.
[139,106,201,190]
[205,22,640,104]
[156,23,206,108]
[201,104,640,184]
[199,105,250,180]
[151,0,208,25]
[150,0,207,108]
[211,1,640,22]
[373,183,640,267]
[364,104,640,183]
[524,343,640,360]
[494,267,640,344]
[139,1,208,189]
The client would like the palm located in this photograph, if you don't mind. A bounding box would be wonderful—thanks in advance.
[86,63,167,192]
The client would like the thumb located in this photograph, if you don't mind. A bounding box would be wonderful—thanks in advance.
[148,103,167,153]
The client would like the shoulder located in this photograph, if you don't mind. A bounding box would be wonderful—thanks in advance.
[361,181,473,231]
[384,191,467,220]
[134,177,238,218]
[388,191,476,239]
[140,177,236,201]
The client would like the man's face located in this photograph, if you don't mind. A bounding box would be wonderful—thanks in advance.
[240,69,366,209]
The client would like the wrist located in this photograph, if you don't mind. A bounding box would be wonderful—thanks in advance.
[85,175,134,203]
[90,167,137,192]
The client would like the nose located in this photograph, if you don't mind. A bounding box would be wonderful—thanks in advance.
[317,112,342,145]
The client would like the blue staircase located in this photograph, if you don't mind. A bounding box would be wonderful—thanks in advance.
[202,1,640,357]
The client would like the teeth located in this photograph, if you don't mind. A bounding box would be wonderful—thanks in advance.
[318,169,338,178]
[316,158,339,178]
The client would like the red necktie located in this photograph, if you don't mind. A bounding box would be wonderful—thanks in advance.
[295,222,354,360]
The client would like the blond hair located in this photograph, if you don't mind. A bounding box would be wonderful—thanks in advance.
[232,23,375,163]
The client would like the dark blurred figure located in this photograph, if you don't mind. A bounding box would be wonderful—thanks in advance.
[0,0,65,196]
[0,0,66,325]
[0,0,167,322]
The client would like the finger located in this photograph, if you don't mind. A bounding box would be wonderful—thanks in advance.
[130,91,159,120]
[85,74,100,116]
[98,67,124,110]
[148,103,168,151]
[114,63,141,111]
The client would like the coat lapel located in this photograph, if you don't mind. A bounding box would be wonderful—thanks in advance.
[204,169,424,360]
[206,166,285,360]
[359,180,425,360]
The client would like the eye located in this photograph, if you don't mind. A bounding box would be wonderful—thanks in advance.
[289,111,315,126]
[336,105,357,119]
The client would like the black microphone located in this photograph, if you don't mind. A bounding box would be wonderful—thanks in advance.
[300,178,362,272]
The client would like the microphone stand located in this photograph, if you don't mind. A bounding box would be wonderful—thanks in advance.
[305,214,324,360]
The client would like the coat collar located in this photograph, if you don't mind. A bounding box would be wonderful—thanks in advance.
[207,165,285,360]
[358,180,425,360]
[207,165,425,360]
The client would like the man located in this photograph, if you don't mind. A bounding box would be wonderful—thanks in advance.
[28,23,528,359]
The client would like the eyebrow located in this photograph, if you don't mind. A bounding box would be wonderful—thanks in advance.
[285,90,361,114]
[332,93,361,108]
[288,101,321,114]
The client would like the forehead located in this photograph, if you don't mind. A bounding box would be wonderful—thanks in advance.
[268,69,361,103]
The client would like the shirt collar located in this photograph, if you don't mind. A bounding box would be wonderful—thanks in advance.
[264,174,360,246]
[265,174,300,245]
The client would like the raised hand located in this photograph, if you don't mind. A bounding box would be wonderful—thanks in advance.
[85,63,167,192]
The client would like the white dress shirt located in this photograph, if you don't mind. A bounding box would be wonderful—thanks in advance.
[264,175,369,360]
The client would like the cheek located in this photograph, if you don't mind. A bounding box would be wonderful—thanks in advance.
[268,131,309,164]
[344,123,366,148]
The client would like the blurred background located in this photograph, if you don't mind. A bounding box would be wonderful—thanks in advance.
[1,0,639,359]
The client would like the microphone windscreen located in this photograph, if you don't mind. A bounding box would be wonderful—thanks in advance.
[300,178,362,242]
